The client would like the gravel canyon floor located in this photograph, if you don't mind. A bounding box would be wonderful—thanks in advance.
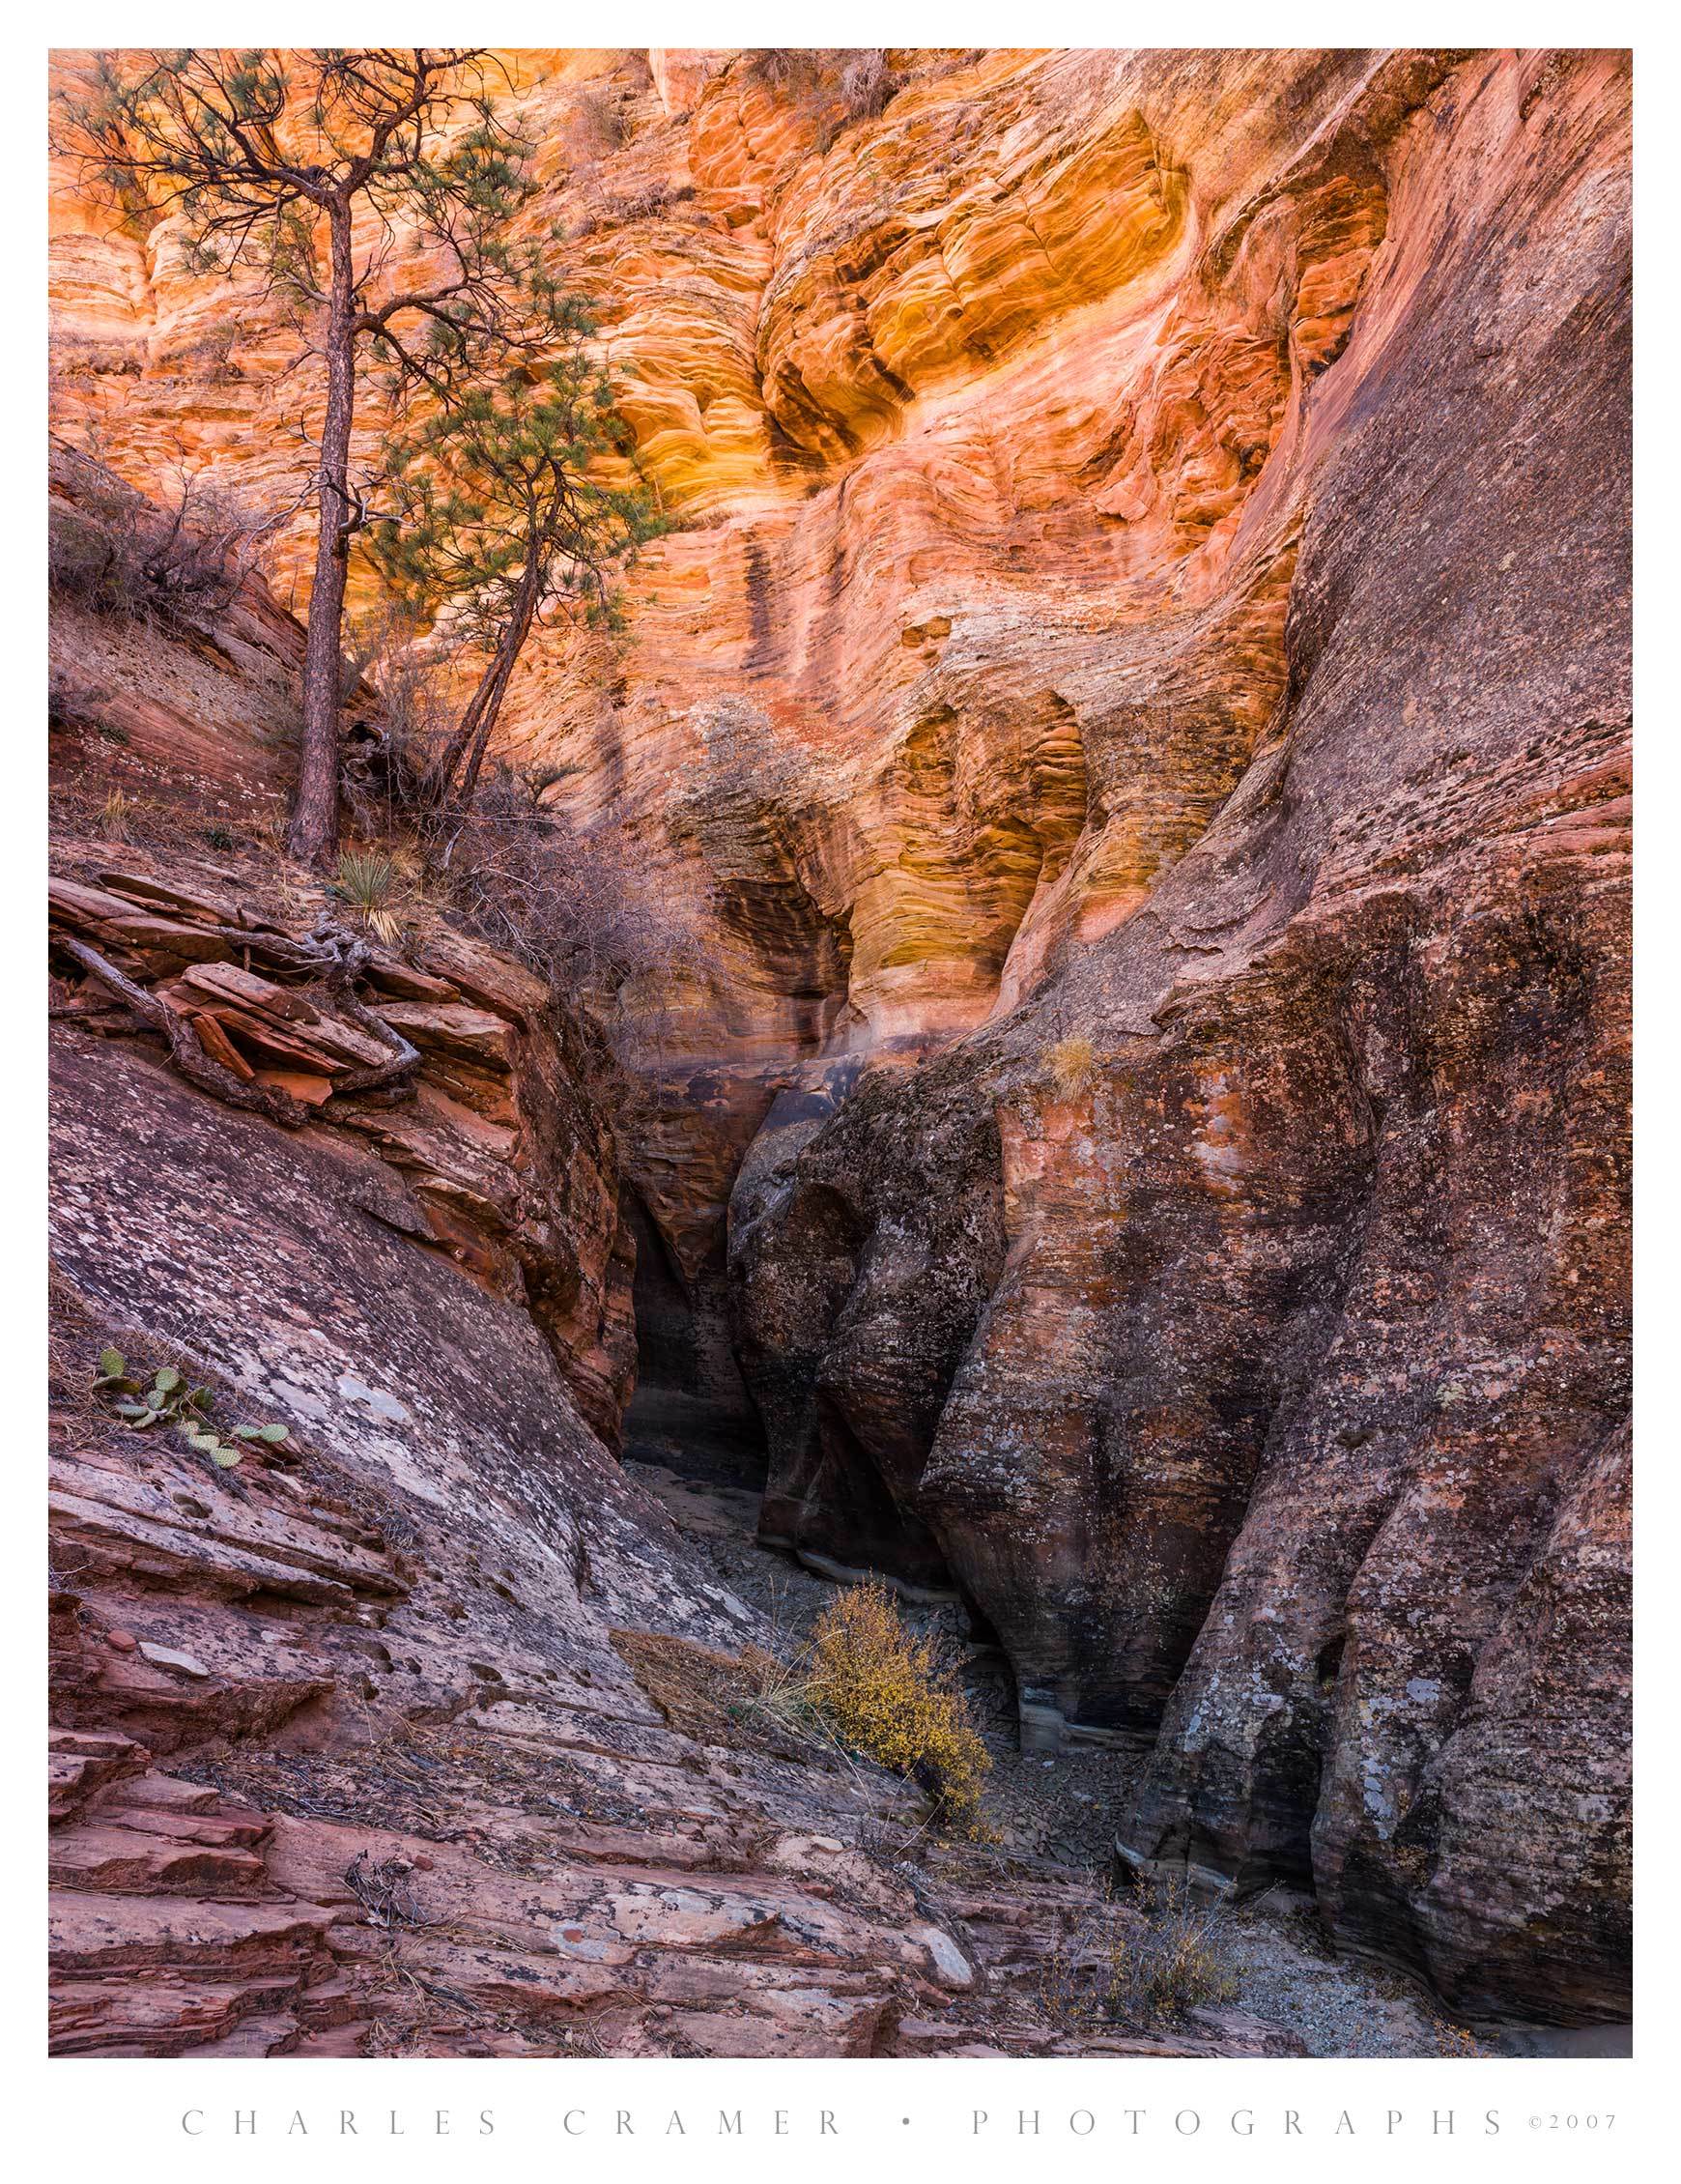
[47,45,1630,2056]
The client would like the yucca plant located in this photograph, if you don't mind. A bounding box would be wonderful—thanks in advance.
[330,848,406,944]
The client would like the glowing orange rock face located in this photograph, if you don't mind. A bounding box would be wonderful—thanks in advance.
[722,47,1631,2027]
[46,47,1400,1077]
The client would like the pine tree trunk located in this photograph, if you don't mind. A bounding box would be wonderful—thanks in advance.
[454,580,538,810]
[288,202,356,871]
[429,653,500,801]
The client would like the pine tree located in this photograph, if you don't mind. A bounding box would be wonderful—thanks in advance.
[55,47,562,867]
[366,317,665,813]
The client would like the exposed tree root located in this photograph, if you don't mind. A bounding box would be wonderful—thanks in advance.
[55,913,421,1123]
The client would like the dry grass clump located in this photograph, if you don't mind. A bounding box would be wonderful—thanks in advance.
[1044,1032,1096,1099]
[805,1579,990,1825]
[1122,1874,1243,2017]
[1038,1874,1241,2030]
[839,50,895,121]
[333,616,702,1018]
[569,86,630,156]
[47,1260,105,1445]
[748,49,818,92]
[609,1627,787,1747]
[49,440,281,630]
[598,181,675,225]
[746,47,900,150]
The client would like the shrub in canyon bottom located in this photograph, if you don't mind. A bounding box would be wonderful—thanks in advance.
[805,1579,990,1825]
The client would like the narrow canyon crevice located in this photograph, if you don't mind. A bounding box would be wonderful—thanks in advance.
[599,45,1632,2029]
[619,1182,768,1489]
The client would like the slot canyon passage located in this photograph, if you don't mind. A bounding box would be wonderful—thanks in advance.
[45,46,1631,2057]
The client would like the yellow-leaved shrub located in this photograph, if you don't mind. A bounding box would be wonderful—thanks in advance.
[806,1578,990,1825]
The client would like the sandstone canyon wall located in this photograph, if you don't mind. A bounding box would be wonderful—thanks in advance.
[49,45,1631,2029]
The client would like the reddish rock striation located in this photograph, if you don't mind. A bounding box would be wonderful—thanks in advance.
[47,45,1631,2036]
[50,857,637,1445]
[46,601,1300,2060]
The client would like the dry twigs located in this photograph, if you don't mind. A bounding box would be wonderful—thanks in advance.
[345,1849,426,1930]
